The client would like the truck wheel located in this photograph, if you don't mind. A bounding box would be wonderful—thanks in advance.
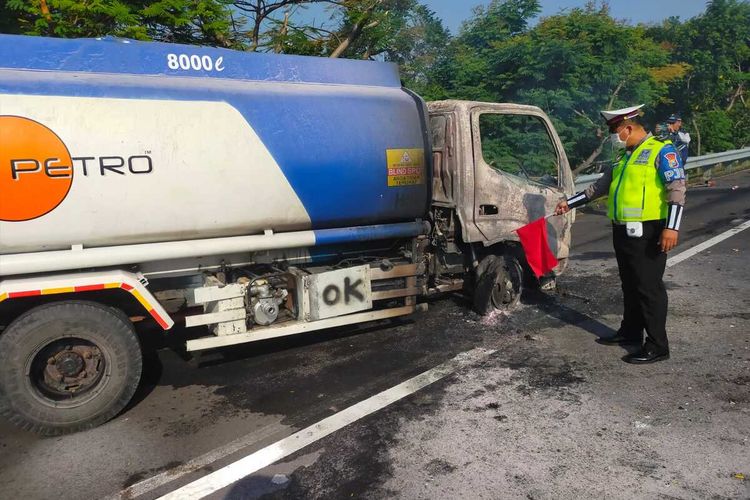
[0,301,142,436]
[473,255,523,315]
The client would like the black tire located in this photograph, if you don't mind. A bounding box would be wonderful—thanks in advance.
[0,301,142,436]
[473,254,524,315]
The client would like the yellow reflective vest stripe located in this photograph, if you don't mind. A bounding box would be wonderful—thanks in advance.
[607,136,670,222]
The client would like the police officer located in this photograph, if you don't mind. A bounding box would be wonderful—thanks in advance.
[555,105,686,364]
[665,113,690,165]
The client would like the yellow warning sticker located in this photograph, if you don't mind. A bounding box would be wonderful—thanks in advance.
[387,148,425,187]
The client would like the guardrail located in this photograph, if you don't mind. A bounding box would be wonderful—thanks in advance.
[574,147,750,193]
[683,147,750,170]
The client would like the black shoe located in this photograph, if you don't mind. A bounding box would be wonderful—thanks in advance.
[622,349,670,364]
[596,333,642,346]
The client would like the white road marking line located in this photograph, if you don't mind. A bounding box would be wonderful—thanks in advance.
[667,219,750,268]
[108,421,291,500]
[157,348,496,500]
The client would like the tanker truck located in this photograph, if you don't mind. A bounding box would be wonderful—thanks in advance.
[0,34,574,435]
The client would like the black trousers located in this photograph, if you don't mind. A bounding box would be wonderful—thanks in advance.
[612,220,669,352]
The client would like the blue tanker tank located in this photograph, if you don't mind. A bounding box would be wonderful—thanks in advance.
[0,35,432,254]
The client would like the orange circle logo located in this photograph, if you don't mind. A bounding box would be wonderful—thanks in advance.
[0,116,74,222]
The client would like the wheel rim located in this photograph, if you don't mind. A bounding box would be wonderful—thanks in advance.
[490,259,522,309]
[24,337,110,409]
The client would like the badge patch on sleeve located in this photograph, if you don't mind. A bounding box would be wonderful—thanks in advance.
[661,150,686,182]
[664,152,679,169]
[387,148,424,187]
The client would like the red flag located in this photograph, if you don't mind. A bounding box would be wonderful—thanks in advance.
[516,217,559,278]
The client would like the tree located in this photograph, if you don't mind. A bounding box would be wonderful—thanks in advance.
[2,0,746,156]
[231,0,334,51]
[507,6,679,173]
[427,1,681,173]
[459,0,540,50]
[141,0,246,48]
[328,0,392,58]
[0,1,25,34]
[423,0,542,103]
[380,4,449,89]
[3,0,243,45]
[260,0,448,64]
[1,0,448,71]
[5,0,149,39]
[649,0,749,154]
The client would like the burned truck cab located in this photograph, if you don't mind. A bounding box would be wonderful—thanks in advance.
[426,100,575,311]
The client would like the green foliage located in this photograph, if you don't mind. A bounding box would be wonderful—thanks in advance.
[0,1,25,34]
[649,0,749,155]
[728,106,750,149]
[3,0,241,45]
[335,0,417,56]
[141,0,244,48]
[262,0,449,71]
[5,0,148,39]
[674,0,749,111]
[377,4,450,88]
[460,0,539,49]
[422,0,541,103]
[427,2,676,172]
[696,110,739,153]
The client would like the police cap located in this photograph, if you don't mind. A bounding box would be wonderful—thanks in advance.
[601,104,644,131]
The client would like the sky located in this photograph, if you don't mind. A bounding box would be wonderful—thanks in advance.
[299,1,710,33]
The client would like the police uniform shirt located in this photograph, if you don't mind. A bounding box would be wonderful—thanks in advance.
[566,134,686,230]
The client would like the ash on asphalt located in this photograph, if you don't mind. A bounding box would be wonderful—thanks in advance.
[214,283,624,499]
[224,312,600,500]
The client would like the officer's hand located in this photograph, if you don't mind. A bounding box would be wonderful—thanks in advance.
[555,200,570,216]
[660,229,679,253]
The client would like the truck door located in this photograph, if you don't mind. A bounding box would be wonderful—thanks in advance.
[470,106,574,265]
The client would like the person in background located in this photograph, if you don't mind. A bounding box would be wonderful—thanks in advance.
[666,113,690,165]
[555,105,686,364]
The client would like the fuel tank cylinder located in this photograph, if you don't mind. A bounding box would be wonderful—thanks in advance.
[0,35,431,254]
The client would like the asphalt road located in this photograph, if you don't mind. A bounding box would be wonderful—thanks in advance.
[0,170,748,500]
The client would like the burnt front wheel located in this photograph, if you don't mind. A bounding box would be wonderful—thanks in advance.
[0,301,142,436]
[473,254,524,315]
